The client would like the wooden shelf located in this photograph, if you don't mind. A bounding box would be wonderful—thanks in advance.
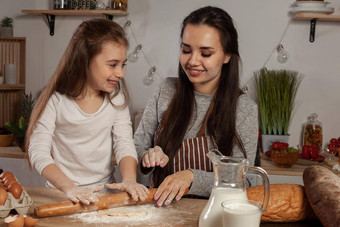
[0,146,25,159]
[294,13,340,21]
[21,9,128,36]
[0,37,26,127]
[21,9,128,17]
[0,84,25,90]
[293,13,340,42]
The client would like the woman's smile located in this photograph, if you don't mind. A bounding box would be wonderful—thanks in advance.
[188,68,204,77]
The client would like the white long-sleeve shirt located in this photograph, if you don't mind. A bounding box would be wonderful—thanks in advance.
[29,92,137,188]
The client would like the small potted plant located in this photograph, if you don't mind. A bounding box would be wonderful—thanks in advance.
[0,127,14,147]
[5,93,36,150]
[254,68,303,153]
[0,16,14,37]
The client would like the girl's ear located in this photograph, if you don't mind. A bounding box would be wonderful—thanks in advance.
[223,54,231,64]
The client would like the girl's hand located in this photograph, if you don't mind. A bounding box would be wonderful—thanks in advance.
[64,185,104,205]
[106,180,149,201]
[154,170,194,206]
[142,146,169,168]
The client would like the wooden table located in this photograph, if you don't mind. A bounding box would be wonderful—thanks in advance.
[0,146,25,159]
[0,186,324,227]
[260,154,340,177]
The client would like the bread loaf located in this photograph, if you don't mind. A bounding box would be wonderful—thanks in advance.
[247,184,316,222]
[303,165,340,227]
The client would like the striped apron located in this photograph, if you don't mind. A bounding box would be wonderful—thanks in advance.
[155,100,215,173]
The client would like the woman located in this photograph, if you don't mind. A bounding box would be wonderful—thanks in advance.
[26,19,149,205]
[134,6,258,206]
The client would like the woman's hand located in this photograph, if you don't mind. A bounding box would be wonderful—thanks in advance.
[142,146,169,168]
[154,170,194,206]
[106,180,150,201]
[64,185,104,205]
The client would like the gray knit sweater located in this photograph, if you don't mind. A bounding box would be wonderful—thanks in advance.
[134,77,258,197]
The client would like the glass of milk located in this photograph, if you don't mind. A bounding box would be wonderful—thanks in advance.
[221,199,262,227]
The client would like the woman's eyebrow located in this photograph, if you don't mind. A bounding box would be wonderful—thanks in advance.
[181,42,190,47]
[106,59,127,63]
[181,42,214,50]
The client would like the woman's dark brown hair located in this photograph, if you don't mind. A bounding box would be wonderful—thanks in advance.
[25,18,130,156]
[153,6,244,187]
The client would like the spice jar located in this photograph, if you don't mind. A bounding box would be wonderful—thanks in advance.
[303,113,323,150]
[111,0,128,11]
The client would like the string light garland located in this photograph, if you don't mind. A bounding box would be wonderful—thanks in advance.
[242,19,292,92]
[123,20,164,86]
[128,44,142,63]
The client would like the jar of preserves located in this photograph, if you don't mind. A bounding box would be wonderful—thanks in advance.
[303,113,322,150]
[111,0,128,11]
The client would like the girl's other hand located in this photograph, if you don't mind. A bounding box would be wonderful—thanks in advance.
[154,170,193,206]
[64,185,104,205]
[142,146,169,168]
[106,180,149,201]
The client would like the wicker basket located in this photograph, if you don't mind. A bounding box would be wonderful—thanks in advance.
[271,149,299,168]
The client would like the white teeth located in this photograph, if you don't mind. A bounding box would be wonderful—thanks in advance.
[107,80,117,84]
[190,69,201,73]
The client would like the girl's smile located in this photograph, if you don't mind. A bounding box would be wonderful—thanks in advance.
[88,41,127,94]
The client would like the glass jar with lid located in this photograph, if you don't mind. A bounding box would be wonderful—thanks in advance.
[111,0,128,11]
[303,113,323,150]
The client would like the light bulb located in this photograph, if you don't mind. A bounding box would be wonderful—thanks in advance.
[277,44,289,63]
[128,44,142,63]
[124,20,131,30]
[143,66,156,86]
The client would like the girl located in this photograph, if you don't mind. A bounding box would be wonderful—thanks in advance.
[26,19,149,204]
[134,6,258,206]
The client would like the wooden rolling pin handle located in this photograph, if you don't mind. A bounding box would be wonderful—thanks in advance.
[35,188,189,218]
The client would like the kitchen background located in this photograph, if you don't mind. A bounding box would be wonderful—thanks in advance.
[1,0,340,152]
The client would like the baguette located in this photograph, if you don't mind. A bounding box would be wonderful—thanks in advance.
[303,165,340,227]
[247,184,316,222]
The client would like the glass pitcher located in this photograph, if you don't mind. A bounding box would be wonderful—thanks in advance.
[199,150,270,227]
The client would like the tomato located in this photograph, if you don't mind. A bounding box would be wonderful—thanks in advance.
[328,143,337,149]
[330,138,337,143]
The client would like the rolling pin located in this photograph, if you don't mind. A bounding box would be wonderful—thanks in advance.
[35,188,189,218]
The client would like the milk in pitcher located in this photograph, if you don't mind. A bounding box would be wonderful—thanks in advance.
[198,187,247,227]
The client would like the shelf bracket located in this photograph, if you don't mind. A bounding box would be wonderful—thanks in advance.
[104,14,113,20]
[309,18,317,43]
[44,14,56,36]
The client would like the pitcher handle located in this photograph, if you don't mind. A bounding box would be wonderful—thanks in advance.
[248,166,270,212]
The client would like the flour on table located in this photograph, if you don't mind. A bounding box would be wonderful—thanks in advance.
[71,203,196,226]
[71,204,160,225]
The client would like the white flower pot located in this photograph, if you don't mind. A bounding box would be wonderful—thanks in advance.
[261,134,290,153]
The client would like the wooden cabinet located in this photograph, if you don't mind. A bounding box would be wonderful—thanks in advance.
[0,37,26,127]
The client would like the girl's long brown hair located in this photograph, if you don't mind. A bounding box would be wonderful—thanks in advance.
[153,6,244,187]
[25,19,130,158]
